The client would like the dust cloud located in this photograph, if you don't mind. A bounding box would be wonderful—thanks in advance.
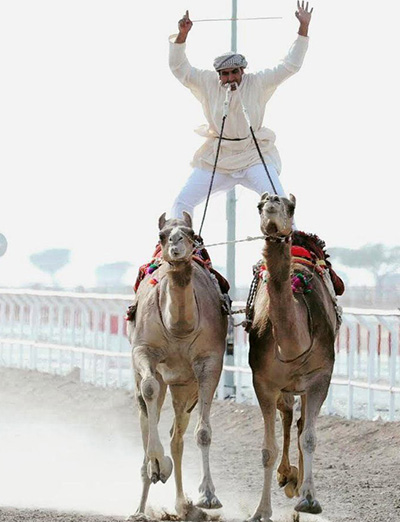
[0,368,351,522]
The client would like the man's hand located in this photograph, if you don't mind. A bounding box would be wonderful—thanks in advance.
[295,1,313,36]
[175,10,193,43]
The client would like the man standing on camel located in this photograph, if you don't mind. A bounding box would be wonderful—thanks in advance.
[169,1,313,219]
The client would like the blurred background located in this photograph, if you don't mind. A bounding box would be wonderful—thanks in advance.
[0,0,399,308]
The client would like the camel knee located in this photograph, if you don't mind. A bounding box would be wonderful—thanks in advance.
[262,445,278,468]
[171,424,184,448]
[140,459,149,481]
[141,376,160,402]
[300,428,317,454]
[136,392,148,417]
[196,426,211,447]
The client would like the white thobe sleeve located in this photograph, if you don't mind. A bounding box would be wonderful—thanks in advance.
[168,34,215,102]
[257,35,309,90]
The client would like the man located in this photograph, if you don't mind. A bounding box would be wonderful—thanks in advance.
[169,1,313,219]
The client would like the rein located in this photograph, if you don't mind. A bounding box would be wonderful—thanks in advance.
[236,88,279,195]
[198,80,281,235]
[198,85,232,238]
[264,232,293,243]
[275,293,314,364]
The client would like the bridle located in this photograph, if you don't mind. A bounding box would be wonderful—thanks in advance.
[264,232,293,243]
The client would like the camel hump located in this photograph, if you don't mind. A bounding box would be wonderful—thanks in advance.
[192,245,230,294]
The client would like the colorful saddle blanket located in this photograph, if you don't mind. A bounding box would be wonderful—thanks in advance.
[134,243,230,295]
[291,231,345,296]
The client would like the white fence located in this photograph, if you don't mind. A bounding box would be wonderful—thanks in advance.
[0,289,399,421]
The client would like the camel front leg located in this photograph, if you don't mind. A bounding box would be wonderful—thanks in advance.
[169,383,197,516]
[248,383,278,522]
[134,370,168,515]
[193,355,223,510]
[133,346,173,487]
[294,376,331,515]
[277,395,298,498]
[295,397,305,497]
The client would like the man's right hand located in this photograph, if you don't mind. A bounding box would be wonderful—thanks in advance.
[175,10,192,43]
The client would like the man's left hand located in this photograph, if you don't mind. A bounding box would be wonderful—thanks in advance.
[296,1,313,36]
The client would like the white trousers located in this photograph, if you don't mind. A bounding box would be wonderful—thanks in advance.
[171,163,286,218]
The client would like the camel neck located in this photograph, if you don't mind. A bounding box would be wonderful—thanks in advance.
[263,241,291,286]
[262,239,311,360]
[164,261,197,334]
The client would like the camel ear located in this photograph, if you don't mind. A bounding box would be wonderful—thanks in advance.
[289,194,296,208]
[158,212,167,230]
[182,211,192,228]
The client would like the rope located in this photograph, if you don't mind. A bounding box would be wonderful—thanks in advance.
[236,89,279,195]
[202,234,264,249]
[274,293,314,364]
[198,86,232,238]
[197,115,226,237]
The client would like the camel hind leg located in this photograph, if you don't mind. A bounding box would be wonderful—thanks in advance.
[294,375,331,515]
[169,382,198,517]
[193,355,223,510]
[276,394,299,498]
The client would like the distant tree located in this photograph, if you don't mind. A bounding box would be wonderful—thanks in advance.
[329,244,400,297]
[30,248,71,287]
[0,233,7,257]
[95,261,132,289]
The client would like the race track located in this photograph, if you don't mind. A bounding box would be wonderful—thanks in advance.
[0,368,398,522]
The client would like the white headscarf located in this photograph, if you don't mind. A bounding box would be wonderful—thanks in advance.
[213,52,248,71]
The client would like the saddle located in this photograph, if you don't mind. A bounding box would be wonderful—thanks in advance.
[133,242,230,295]
[291,231,345,296]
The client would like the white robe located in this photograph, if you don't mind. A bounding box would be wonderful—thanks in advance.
[169,34,309,175]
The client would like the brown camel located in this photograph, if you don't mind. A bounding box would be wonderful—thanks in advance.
[126,211,227,518]
[247,193,338,521]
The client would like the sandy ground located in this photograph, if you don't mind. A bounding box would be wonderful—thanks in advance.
[0,368,399,522]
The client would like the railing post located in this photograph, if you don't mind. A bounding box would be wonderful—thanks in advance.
[347,321,358,419]
[379,316,399,422]
[367,321,377,420]
[217,368,226,400]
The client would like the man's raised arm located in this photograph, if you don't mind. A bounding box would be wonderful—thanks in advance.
[174,10,193,44]
[295,0,313,37]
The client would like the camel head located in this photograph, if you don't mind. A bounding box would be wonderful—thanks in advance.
[258,193,296,240]
[158,211,195,263]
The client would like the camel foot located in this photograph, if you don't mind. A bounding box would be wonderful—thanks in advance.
[147,456,173,484]
[294,494,322,514]
[284,480,298,499]
[278,465,298,498]
[126,514,153,522]
[180,501,208,521]
[245,515,272,522]
[278,465,298,488]
[196,490,222,510]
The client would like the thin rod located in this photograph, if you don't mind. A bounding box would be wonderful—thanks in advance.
[193,17,282,22]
